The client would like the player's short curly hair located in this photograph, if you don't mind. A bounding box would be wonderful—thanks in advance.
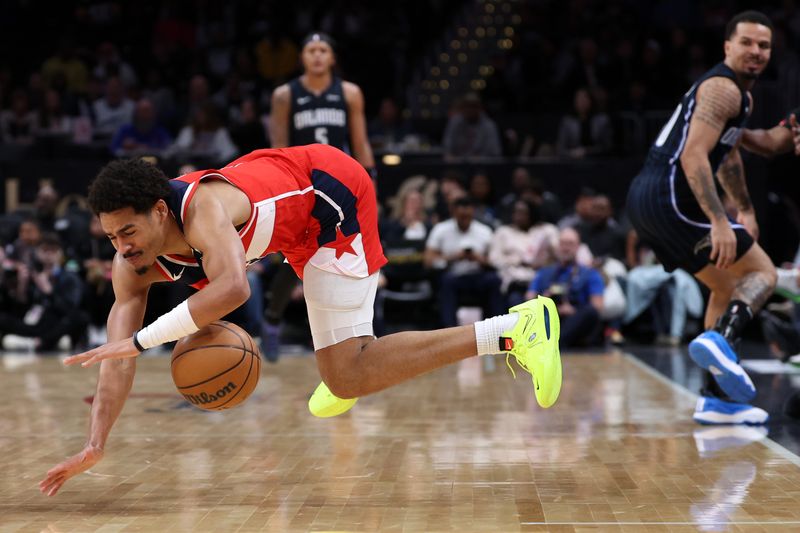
[88,158,171,214]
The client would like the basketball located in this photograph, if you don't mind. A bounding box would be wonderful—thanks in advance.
[171,321,261,411]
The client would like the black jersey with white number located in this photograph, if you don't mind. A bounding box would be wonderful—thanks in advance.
[288,76,350,152]
[648,62,750,175]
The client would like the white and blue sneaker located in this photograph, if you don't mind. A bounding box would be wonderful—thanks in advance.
[693,396,769,425]
[688,331,756,403]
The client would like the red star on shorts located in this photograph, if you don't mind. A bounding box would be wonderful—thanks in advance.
[324,226,358,259]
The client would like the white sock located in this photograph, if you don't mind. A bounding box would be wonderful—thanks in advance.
[474,313,519,355]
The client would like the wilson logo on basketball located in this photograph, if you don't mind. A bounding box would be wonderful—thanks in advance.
[183,381,237,405]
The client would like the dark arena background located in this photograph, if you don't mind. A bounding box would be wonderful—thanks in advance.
[3,1,800,531]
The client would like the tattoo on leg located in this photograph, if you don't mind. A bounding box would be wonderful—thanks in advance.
[732,272,773,311]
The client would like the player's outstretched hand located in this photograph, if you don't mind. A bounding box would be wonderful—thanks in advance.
[64,338,139,368]
[39,445,104,497]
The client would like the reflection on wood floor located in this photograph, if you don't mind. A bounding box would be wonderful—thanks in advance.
[2,350,800,532]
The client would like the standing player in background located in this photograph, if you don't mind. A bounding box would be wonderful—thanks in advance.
[627,11,777,425]
[265,34,377,406]
[270,32,375,169]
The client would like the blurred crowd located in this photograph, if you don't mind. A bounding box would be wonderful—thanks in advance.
[0,1,798,161]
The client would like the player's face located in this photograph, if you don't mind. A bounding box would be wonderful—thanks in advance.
[725,22,772,80]
[100,203,168,276]
[301,42,335,75]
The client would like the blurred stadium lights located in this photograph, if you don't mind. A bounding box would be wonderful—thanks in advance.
[382,154,402,166]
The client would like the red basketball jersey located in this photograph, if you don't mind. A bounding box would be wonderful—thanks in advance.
[154,144,386,289]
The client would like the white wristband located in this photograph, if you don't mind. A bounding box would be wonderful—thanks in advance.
[135,300,199,350]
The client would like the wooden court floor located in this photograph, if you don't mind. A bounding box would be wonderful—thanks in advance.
[2,350,800,532]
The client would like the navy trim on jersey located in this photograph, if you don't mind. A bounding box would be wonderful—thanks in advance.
[310,168,360,246]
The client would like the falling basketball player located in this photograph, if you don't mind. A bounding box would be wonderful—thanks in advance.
[627,11,776,425]
[39,144,561,496]
[263,32,377,363]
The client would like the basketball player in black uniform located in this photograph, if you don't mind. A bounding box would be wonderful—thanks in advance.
[270,32,375,167]
[627,11,777,425]
[265,33,377,414]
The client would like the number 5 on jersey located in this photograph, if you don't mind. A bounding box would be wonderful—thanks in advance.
[315,127,329,145]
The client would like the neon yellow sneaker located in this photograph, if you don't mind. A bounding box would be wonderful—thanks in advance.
[500,295,562,408]
[308,381,358,417]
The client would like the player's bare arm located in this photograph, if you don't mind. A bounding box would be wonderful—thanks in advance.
[716,145,750,212]
[40,255,157,496]
[65,184,250,368]
[179,184,251,327]
[740,124,793,157]
[343,81,376,169]
[679,76,742,268]
[717,147,759,239]
[269,84,291,148]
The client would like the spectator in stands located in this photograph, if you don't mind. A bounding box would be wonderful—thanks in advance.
[558,187,596,229]
[368,97,414,152]
[32,184,60,233]
[498,167,533,220]
[433,169,467,223]
[36,89,72,137]
[379,185,433,324]
[527,176,564,224]
[556,87,613,158]
[93,42,138,88]
[7,218,42,268]
[574,194,627,261]
[382,187,431,243]
[175,75,212,134]
[92,76,135,138]
[0,89,37,145]
[561,38,609,97]
[425,196,503,327]
[141,67,177,130]
[230,98,269,154]
[489,199,559,307]
[165,102,238,165]
[110,98,172,157]
[496,168,562,225]
[0,233,88,351]
[28,184,91,262]
[468,171,500,228]
[526,227,604,347]
[442,92,502,159]
[40,37,88,95]
[214,72,249,124]
[75,216,116,347]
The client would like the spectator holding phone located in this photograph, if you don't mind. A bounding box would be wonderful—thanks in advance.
[425,196,503,327]
[526,227,604,347]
